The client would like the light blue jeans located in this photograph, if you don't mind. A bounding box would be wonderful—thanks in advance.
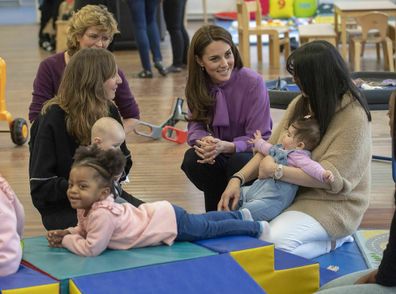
[238,178,298,221]
[317,269,396,294]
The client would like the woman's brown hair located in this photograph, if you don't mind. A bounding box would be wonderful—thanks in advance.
[185,25,243,125]
[42,48,116,145]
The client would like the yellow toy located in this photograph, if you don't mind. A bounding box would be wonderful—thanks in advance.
[0,57,28,146]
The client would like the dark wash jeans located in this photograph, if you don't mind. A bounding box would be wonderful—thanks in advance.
[173,204,260,241]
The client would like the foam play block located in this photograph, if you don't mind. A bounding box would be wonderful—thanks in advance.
[22,236,216,294]
[195,235,271,253]
[70,254,266,294]
[312,241,367,278]
[0,265,59,294]
[275,249,341,286]
[196,235,341,287]
[231,246,320,294]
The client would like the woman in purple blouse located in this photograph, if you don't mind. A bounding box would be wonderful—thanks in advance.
[29,4,140,134]
[181,25,272,211]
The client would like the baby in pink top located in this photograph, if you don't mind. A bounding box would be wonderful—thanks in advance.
[47,145,270,256]
[0,174,25,276]
[233,117,334,221]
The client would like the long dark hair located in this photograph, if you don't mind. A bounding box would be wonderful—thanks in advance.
[185,25,243,125]
[286,40,371,138]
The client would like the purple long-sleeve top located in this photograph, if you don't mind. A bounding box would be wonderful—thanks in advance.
[29,52,140,122]
[187,67,272,152]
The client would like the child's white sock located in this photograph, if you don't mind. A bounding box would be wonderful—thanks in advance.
[240,208,253,221]
[258,221,271,242]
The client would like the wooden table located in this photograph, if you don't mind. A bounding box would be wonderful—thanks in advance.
[298,23,337,46]
[334,1,396,59]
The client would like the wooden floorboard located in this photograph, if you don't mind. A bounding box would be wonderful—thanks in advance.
[0,21,394,237]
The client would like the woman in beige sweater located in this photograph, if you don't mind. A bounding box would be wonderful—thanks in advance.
[218,40,372,259]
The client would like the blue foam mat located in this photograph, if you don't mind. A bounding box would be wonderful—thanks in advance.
[196,235,344,286]
[275,249,316,270]
[195,235,271,253]
[0,264,57,290]
[72,254,266,294]
[312,241,368,278]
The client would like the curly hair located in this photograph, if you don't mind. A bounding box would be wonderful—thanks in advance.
[66,4,119,56]
[72,144,125,188]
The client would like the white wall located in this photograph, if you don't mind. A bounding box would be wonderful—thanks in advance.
[187,0,237,19]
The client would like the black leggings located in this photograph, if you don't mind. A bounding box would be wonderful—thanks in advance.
[181,148,253,211]
[38,0,63,38]
[163,0,189,67]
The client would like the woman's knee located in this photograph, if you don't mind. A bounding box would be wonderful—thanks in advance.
[181,148,198,175]
[269,231,301,252]
[267,211,318,252]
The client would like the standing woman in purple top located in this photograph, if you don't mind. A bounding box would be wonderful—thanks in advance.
[29,4,140,134]
[181,25,272,211]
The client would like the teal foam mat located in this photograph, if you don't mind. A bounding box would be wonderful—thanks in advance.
[23,236,216,293]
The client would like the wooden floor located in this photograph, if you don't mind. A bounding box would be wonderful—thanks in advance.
[0,21,394,237]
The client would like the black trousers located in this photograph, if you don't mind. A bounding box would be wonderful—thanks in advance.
[181,148,253,211]
[38,0,63,38]
[163,0,189,67]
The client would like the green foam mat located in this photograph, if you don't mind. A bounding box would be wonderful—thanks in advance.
[23,236,216,293]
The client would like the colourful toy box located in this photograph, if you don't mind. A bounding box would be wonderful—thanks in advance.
[294,0,318,17]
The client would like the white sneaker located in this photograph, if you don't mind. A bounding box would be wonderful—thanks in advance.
[258,221,271,242]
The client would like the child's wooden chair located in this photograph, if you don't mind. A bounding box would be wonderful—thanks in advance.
[236,0,290,68]
[349,12,394,72]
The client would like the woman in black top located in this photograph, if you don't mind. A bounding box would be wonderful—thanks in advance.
[29,48,142,230]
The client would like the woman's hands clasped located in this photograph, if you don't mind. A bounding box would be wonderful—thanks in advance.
[194,136,235,164]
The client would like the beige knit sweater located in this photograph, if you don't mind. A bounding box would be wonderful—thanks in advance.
[269,93,371,238]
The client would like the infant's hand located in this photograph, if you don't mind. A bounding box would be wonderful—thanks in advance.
[323,170,334,183]
[248,130,262,145]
